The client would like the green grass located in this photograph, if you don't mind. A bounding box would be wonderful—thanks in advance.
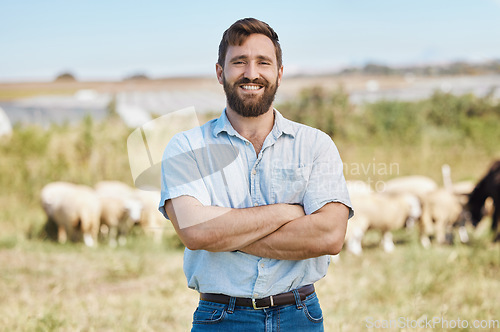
[0,239,194,332]
[1,88,499,331]
[0,234,498,331]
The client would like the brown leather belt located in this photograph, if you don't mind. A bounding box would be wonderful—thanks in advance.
[200,284,315,309]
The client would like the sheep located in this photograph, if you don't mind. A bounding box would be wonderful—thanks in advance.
[381,175,438,230]
[134,189,167,243]
[382,175,438,199]
[346,191,419,253]
[467,160,500,241]
[452,180,494,221]
[343,181,373,255]
[95,181,142,247]
[344,210,369,256]
[40,182,101,246]
[419,188,463,247]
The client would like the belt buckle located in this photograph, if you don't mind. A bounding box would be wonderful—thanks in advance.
[252,295,273,310]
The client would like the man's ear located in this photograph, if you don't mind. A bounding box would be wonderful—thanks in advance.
[277,65,284,87]
[216,63,224,85]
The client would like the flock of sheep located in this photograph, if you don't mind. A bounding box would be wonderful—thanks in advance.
[344,168,490,256]
[40,167,493,252]
[40,181,165,247]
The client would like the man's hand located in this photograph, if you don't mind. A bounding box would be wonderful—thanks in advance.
[164,196,305,252]
[239,202,349,260]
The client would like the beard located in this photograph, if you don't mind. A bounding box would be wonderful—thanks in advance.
[223,75,279,118]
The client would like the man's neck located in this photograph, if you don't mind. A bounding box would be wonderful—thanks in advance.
[225,106,275,156]
[225,106,275,142]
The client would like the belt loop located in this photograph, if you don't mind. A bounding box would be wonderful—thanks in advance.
[292,289,303,309]
[227,296,236,314]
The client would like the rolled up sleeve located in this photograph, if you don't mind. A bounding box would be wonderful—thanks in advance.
[303,131,353,217]
[158,133,211,220]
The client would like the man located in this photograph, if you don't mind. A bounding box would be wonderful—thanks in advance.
[159,17,353,331]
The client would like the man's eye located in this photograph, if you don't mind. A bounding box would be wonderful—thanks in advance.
[260,62,271,65]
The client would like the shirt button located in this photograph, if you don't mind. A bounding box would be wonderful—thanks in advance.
[251,169,257,175]
[254,293,258,298]
[260,263,265,268]
[245,141,250,145]
[254,203,258,207]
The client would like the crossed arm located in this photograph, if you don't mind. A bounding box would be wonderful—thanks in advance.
[164,195,349,260]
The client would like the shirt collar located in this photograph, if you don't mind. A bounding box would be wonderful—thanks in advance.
[212,108,238,137]
[212,108,296,139]
[272,109,296,138]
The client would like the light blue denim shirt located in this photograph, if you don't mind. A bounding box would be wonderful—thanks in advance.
[159,109,353,298]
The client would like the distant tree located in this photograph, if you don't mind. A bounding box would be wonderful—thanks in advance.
[363,63,395,76]
[123,73,150,81]
[54,71,77,82]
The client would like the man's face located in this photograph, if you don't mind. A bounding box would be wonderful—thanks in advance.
[216,34,283,117]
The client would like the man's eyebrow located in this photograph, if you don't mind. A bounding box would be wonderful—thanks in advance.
[256,55,274,63]
[229,55,274,63]
[229,55,248,62]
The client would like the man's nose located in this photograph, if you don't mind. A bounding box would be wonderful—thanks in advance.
[243,63,259,81]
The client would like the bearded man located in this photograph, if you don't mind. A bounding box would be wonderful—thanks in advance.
[159,17,353,331]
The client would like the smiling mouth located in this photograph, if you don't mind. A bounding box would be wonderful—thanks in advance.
[240,85,263,91]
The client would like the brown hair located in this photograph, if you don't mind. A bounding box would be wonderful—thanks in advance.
[218,18,282,69]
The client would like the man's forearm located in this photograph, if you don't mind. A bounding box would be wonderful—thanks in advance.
[239,202,349,260]
[165,196,305,252]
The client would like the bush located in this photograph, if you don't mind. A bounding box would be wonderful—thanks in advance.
[278,86,500,151]
[279,86,353,138]
[361,100,423,145]
[54,72,77,82]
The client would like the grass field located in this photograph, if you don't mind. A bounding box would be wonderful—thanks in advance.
[0,230,498,332]
[1,80,499,331]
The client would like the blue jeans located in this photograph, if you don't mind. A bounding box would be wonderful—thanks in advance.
[191,291,324,332]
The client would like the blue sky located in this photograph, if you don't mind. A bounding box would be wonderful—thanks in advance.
[2,0,500,82]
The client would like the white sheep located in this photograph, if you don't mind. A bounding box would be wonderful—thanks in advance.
[344,211,370,255]
[382,175,437,230]
[134,189,167,243]
[343,181,373,255]
[40,182,101,246]
[347,191,419,253]
[419,188,464,246]
[383,175,438,198]
[95,181,142,247]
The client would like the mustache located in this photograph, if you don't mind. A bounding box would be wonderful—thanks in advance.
[234,77,269,87]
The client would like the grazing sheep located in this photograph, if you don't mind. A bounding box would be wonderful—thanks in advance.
[467,160,500,242]
[40,182,101,246]
[382,175,437,230]
[440,164,475,244]
[95,181,142,247]
[449,181,480,244]
[452,181,493,220]
[420,188,463,247]
[344,211,370,255]
[134,189,166,243]
[383,175,438,199]
[347,192,419,253]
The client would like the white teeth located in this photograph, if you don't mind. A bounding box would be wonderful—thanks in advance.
[242,85,262,90]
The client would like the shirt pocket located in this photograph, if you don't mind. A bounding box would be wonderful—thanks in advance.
[271,164,311,204]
